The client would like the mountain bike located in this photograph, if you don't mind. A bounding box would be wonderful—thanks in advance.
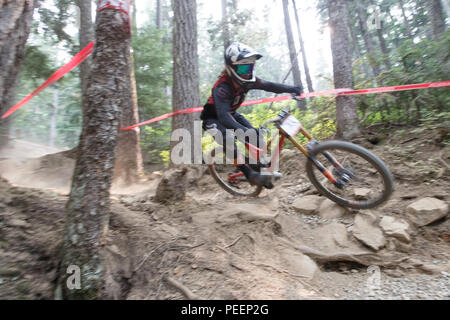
[206,94,394,210]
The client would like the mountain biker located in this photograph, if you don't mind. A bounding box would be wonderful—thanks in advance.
[201,42,303,189]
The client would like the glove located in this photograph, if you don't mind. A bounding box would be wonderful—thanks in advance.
[293,86,303,96]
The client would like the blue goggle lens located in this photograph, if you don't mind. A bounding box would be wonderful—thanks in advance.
[235,64,253,75]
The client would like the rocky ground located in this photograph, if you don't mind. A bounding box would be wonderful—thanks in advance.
[0,125,449,300]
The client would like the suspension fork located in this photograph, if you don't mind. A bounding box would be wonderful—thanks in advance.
[281,128,340,185]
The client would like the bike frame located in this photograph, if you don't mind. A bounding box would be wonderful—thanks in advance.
[228,114,347,188]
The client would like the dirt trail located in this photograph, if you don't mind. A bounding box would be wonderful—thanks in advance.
[0,126,449,300]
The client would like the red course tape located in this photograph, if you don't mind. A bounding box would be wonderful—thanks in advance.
[1,41,94,119]
[120,81,450,131]
[1,42,449,132]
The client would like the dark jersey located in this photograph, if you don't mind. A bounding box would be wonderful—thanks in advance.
[200,74,300,131]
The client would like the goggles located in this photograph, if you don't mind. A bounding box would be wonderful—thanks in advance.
[234,64,254,75]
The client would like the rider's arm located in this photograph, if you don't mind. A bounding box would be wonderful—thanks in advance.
[213,83,249,132]
[253,77,303,95]
[233,112,255,129]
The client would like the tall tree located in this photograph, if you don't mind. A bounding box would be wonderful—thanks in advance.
[58,4,132,299]
[49,84,59,147]
[282,0,306,110]
[114,2,144,185]
[292,0,314,94]
[429,0,447,40]
[398,0,414,40]
[328,0,361,140]
[75,0,94,128]
[156,0,162,30]
[354,1,381,77]
[222,0,231,50]
[376,20,392,70]
[0,0,36,148]
[347,16,371,76]
[170,0,201,166]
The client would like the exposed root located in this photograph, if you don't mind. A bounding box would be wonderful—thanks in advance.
[237,211,278,223]
[164,275,203,300]
[225,235,244,248]
[251,261,310,279]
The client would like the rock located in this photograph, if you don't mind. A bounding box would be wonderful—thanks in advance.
[391,238,413,253]
[316,222,352,250]
[406,197,449,226]
[154,167,188,203]
[279,248,320,280]
[352,212,386,251]
[215,203,277,225]
[379,216,411,243]
[318,199,347,219]
[292,195,323,215]
[354,188,372,200]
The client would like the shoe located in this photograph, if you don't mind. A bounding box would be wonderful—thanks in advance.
[238,165,274,189]
[248,171,275,189]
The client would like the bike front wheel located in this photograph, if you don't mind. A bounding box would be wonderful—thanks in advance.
[305,140,394,209]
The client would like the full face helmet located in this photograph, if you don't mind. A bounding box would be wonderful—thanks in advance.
[224,42,263,87]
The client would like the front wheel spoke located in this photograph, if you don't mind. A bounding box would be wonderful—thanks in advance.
[314,150,385,203]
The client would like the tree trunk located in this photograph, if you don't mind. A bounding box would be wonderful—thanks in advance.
[113,52,144,186]
[354,1,381,77]
[429,0,447,40]
[348,17,371,76]
[328,0,361,140]
[58,6,131,300]
[0,0,36,148]
[114,0,144,186]
[387,10,402,48]
[398,0,414,40]
[222,0,231,50]
[75,0,94,131]
[376,20,391,70]
[292,0,314,95]
[132,0,137,34]
[50,85,58,147]
[170,0,201,166]
[282,0,306,110]
[156,0,162,30]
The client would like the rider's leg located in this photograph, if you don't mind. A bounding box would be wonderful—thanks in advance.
[233,112,267,150]
[204,119,273,188]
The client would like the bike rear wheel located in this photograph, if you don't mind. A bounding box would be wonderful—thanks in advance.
[207,148,263,197]
[305,140,394,209]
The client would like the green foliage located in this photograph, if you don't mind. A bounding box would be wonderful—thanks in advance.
[21,46,55,82]
[159,150,170,168]
[141,121,172,164]
[133,25,173,164]
[354,30,450,127]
